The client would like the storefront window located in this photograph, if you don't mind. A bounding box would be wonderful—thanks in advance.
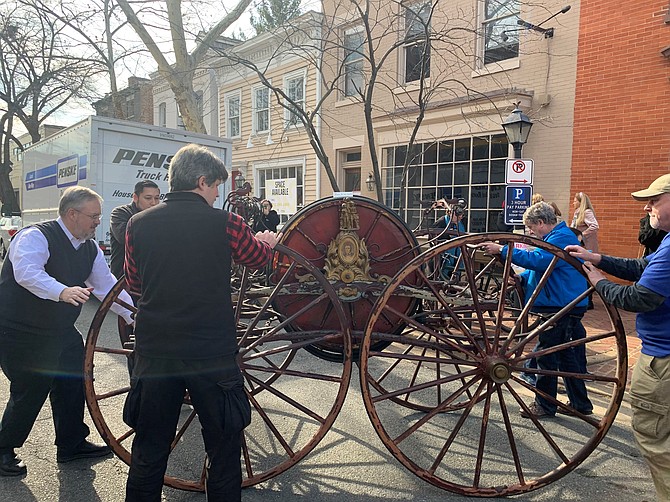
[382,134,508,231]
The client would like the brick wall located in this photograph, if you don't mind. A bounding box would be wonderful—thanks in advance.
[572,1,670,258]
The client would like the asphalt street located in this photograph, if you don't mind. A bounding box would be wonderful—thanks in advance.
[0,299,658,502]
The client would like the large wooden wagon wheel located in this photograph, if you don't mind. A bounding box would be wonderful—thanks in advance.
[278,195,422,361]
[359,232,627,497]
[84,244,352,491]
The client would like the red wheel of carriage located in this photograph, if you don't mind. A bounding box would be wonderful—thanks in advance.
[359,232,628,497]
[84,244,352,491]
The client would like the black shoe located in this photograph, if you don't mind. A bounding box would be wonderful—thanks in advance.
[556,402,594,416]
[57,440,112,463]
[0,451,27,476]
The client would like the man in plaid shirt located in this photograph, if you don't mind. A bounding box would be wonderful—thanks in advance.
[123,144,279,502]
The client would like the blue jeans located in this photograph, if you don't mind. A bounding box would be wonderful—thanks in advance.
[535,314,592,414]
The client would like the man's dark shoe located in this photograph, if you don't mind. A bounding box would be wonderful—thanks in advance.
[0,452,27,476]
[57,440,112,463]
[557,402,594,416]
[520,401,555,419]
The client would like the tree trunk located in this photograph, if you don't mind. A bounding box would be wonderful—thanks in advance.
[157,67,207,134]
[0,166,19,215]
[0,117,20,214]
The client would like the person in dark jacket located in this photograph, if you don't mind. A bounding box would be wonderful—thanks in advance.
[430,198,466,278]
[0,186,134,476]
[481,202,592,419]
[567,173,670,501]
[252,199,280,233]
[109,180,161,279]
[123,144,280,502]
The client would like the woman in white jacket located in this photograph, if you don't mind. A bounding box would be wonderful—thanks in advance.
[571,192,600,253]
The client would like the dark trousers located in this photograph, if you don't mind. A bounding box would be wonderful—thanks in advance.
[0,328,90,452]
[570,317,588,374]
[125,355,251,502]
[535,314,593,414]
[525,315,588,384]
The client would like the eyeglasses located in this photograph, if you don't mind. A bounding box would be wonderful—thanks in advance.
[262,205,270,209]
[74,209,101,222]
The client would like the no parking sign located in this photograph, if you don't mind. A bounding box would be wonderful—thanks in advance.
[505,159,534,185]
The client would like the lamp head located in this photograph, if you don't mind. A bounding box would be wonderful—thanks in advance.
[501,105,533,146]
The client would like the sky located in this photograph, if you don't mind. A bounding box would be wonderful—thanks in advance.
[47,0,321,131]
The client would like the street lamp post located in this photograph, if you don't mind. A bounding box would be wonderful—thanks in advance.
[234,172,246,190]
[501,104,533,159]
[365,172,376,191]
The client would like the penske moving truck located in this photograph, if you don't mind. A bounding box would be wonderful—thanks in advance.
[21,116,232,255]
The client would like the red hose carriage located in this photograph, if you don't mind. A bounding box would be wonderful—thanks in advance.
[84,193,627,497]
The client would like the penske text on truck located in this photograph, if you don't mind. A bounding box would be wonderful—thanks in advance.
[22,116,232,255]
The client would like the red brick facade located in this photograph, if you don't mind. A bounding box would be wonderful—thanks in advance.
[572,1,670,258]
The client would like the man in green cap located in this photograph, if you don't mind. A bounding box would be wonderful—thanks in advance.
[567,173,670,501]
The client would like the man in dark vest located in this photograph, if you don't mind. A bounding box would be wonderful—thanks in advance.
[0,186,134,476]
[123,144,280,501]
[109,180,161,279]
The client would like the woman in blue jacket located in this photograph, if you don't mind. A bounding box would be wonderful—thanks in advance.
[480,202,593,419]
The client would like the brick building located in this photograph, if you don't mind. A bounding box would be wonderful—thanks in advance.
[92,76,154,124]
[572,1,670,257]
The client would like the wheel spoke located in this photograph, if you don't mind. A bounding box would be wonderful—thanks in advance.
[473,382,494,488]
[95,386,130,400]
[495,385,525,486]
[241,363,344,383]
[504,382,570,463]
[428,380,488,474]
[500,255,559,353]
[414,264,485,355]
[245,391,295,457]
[381,302,483,360]
[392,375,483,444]
[170,408,198,451]
[372,368,480,404]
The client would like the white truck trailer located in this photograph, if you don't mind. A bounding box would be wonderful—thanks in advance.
[21,116,232,255]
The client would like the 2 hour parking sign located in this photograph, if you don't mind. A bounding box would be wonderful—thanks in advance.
[504,185,533,225]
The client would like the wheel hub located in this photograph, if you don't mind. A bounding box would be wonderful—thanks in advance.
[483,356,511,384]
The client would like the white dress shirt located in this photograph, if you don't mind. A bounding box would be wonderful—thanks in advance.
[8,218,134,325]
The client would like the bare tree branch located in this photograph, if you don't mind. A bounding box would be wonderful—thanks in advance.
[116,0,253,133]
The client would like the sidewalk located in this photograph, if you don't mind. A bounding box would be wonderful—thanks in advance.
[582,296,640,391]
